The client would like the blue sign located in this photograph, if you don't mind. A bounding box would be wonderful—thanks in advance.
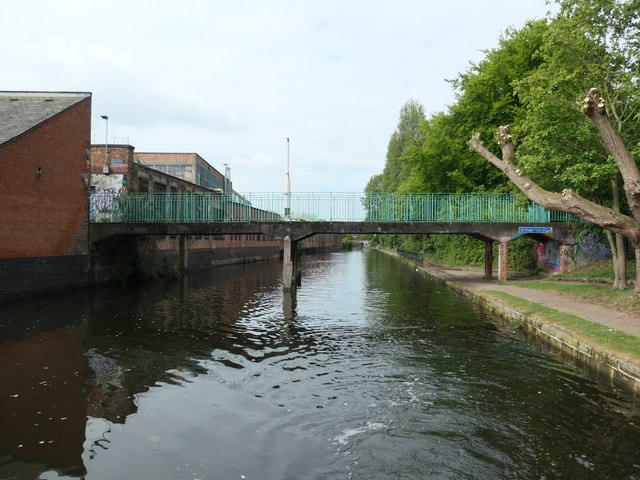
[518,226,553,233]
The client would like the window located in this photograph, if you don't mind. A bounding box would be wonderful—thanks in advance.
[148,164,193,179]
[196,163,224,190]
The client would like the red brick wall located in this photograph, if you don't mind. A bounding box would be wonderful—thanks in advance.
[91,144,134,176]
[0,97,91,258]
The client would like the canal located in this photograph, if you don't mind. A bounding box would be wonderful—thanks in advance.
[1,250,639,479]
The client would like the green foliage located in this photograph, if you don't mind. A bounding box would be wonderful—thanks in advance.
[507,236,538,272]
[515,0,640,202]
[364,0,640,271]
[366,0,640,201]
[364,173,383,194]
[422,235,485,267]
[381,100,426,192]
[436,20,549,193]
[369,20,551,198]
[397,234,538,273]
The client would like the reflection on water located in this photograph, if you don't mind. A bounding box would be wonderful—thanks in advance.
[0,251,639,479]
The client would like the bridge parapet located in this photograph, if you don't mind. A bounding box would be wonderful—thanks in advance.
[89,192,579,225]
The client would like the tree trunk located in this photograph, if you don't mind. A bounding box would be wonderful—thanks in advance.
[635,246,640,295]
[614,234,627,289]
[610,178,627,289]
[606,229,627,289]
[581,89,640,244]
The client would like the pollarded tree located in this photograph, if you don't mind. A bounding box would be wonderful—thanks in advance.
[513,0,640,287]
[469,89,640,293]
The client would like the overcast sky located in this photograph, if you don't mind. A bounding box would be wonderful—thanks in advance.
[2,1,553,192]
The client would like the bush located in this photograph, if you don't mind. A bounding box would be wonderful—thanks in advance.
[388,233,539,273]
[422,235,485,267]
[507,236,538,273]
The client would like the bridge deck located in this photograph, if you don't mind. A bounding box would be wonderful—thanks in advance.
[90,220,578,244]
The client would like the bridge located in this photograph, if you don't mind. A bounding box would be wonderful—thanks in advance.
[89,192,580,289]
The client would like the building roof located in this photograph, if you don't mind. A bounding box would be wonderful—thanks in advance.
[0,91,91,145]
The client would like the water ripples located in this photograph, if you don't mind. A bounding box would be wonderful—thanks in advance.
[122,251,640,478]
[4,252,640,479]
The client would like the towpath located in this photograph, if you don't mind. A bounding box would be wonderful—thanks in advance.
[420,263,640,338]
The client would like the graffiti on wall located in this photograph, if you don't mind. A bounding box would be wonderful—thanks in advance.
[536,241,576,272]
[90,174,127,221]
[91,174,125,193]
[576,232,611,263]
[537,230,611,272]
[94,189,117,213]
[575,231,611,265]
[544,241,562,270]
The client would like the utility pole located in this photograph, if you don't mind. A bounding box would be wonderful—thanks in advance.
[285,137,291,219]
[101,115,109,173]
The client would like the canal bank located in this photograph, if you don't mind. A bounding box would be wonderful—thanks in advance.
[385,249,640,395]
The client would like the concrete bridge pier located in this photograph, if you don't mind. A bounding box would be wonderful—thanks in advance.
[482,239,510,282]
[283,235,300,290]
[484,240,494,280]
[498,241,508,282]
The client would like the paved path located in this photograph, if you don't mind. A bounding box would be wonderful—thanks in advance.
[422,264,640,338]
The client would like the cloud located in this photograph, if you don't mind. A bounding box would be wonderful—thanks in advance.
[24,36,134,70]
[1,0,553,193]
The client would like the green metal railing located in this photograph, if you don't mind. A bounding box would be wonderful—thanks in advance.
[89,192,577,224]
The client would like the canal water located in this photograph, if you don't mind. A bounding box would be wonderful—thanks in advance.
[1,250,639,479]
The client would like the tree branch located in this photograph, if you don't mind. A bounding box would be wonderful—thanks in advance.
[468,127,637,238]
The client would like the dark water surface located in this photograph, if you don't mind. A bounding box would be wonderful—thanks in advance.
[1,250,640,479]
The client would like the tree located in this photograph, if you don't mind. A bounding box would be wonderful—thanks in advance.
[368,21,549,196]
[363,174,384,221]
[469,89,640,293]
[364,21,552,254]
[380,100,426,193]
[512,0,640,287]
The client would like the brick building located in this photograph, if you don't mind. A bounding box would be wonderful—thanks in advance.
[90,145,342,272]
[0,91,92,301]
[134,151,232,192]
[90,145,284,272]
[0,90,339,302]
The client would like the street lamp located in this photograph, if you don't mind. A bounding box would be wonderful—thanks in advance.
[100,115,109,173]
[284,137,291,219]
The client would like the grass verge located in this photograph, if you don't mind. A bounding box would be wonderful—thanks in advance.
[484,290,640,362]
[508,280,640,312]
[552,259,636,282]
